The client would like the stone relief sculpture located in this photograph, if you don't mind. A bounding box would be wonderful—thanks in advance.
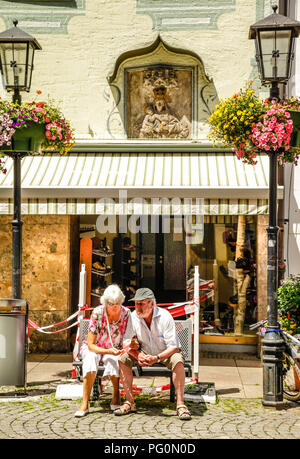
[127,66,192,139]
[139,86,191,138]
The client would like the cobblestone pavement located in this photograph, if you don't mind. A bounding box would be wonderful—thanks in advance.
[0,389,299,440]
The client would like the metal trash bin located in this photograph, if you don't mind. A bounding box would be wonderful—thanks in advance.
[0,298,28,387]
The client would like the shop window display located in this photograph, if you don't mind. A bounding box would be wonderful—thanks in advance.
[187,216,257,335]
[79,215,257,336]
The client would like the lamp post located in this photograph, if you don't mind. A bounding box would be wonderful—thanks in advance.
[0,20,41,299]
[249,5,300,408]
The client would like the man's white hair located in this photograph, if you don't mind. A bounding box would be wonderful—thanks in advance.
[100,284,125,307]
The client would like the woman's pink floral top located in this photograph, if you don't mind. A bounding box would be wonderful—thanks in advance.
[81,305,132,351]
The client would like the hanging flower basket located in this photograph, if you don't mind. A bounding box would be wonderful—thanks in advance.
[0,91,75,173]
[208,81,299,166]
[0,124,44,153]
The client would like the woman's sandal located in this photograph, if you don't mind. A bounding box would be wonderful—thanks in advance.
[114,401,136,416]
[177,405,192,421]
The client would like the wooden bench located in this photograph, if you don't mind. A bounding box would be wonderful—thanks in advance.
[73,317,193,402]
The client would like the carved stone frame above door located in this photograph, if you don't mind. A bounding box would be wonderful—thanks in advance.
[107,36,219,140]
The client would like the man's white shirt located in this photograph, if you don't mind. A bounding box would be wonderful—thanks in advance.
[123,305,181,355]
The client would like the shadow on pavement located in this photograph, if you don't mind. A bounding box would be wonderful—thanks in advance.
[217,388,241,395]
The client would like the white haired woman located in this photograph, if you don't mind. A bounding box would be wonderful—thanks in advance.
[75,284,133,417]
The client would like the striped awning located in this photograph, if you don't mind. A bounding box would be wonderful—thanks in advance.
[0,152,280,215]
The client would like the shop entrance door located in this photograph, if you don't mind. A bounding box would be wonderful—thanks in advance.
[141,217,186,303]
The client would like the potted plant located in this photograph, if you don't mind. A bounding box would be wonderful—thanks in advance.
[0,91,74,174]
[278,275,300,336]
[208,81,299,166]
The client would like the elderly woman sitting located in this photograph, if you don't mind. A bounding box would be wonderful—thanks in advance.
[75,284,133,417]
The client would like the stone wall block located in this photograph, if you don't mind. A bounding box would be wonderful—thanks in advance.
[0,215,75,352]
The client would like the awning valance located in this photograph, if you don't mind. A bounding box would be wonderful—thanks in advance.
[0,197,269,215]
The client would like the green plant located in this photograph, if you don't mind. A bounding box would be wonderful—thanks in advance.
[184,384,197,390]
[278,275,300,335]
[208,81,264,165]
[0,90,74,174]
[282,96,300,111]
[208,81,298,166]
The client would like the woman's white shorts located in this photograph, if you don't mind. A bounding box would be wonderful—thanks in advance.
[81,344,120,378]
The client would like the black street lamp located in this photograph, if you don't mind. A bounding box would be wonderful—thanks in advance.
[0,20,41,299]
[249,5,300,408]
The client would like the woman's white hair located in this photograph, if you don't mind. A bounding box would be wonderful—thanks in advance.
[100,284,125,307]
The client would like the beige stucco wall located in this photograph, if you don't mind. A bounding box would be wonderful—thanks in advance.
[0,0,258,141]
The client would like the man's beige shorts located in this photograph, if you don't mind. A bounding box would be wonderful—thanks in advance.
[119,351,185,371]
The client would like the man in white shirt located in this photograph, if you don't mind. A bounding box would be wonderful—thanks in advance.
[115,288,191,420]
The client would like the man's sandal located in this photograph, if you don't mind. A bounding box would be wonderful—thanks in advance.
[114,401,137,416]
[177,405,192,421]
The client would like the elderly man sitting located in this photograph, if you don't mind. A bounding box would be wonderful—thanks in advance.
[115,288,191,421]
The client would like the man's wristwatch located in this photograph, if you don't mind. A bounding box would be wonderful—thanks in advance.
[156,355,161,363]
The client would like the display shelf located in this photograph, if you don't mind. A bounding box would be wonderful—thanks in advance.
[91,292,101,298]
[92,249,114,257]
[91,238,114,304]
[92,269,114,277]
[112,235,142,301]
[122,246,141,251]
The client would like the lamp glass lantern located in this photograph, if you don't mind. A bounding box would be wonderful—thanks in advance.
[249,5,300,84]
[0,41,34,92]
[0,20,41,99]
[255,28,293,81]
